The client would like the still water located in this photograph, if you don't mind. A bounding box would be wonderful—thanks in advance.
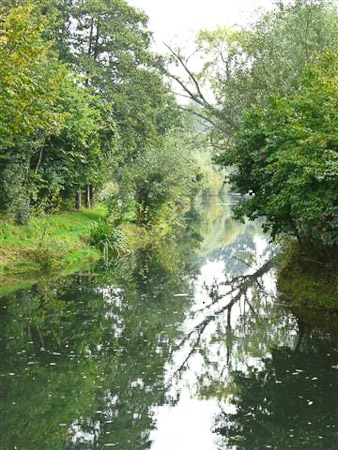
[1,194,338,449]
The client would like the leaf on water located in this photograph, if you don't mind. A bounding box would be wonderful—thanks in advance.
[230,435,246,441]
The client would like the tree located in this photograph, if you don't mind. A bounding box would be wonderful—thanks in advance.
[0,3,119,219]
[34,77,117,209]
[167,0,338,145]
[112,130,203,225]
[224,47,338,249]
[0,4,69,222]
[44,0,179,163]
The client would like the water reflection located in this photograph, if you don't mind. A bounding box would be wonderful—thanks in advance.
[1,239,199,449]
[1,194,337,449]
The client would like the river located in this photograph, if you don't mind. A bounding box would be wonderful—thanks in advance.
[1,193,338,449]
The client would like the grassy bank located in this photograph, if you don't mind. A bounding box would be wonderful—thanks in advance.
[0,203,181,293]
[0,205,108,277]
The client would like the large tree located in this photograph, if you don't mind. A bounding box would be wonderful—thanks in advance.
[224,47,338,249]
[167,0,338,144]
[0,5,68,222]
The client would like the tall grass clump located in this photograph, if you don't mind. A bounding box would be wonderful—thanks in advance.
[89,219,130,259]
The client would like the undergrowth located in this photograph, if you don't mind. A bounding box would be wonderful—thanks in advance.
[278,240,338,311]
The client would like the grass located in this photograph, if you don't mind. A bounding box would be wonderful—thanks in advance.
[0,204,107,276]
[0,204,172,292]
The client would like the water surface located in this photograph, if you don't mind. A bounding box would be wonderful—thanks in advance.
[1,194,338,449]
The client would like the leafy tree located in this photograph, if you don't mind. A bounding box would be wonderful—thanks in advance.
[34,77,117,208]
[0,4,68,222]
[111,130,204,225]
[224,48,338,249]
[167,0,338,144]
[41,0,179,163]
[0,3,118,219]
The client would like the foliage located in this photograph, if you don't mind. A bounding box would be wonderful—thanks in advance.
[224,48,338,248]
[0,5,67,222]
[0,4,118,222]
[174,0,338,142]
[89,219,130,257]
[34,77,117,207]
[43,0,180,162]
[0,4,66,147]
[113,130,204,225]
[0,0,202,237]
[0,205,107,273]
[278,240,338,310]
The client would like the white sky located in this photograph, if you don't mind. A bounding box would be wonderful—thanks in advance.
[128,0,275,50]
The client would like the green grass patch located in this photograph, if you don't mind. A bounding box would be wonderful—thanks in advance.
[0,205,107,275]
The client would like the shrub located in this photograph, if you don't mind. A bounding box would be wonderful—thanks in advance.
[89,219,130,258]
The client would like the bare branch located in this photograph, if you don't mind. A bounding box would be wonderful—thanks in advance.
[165,43,211,107]
[178,106,216,126]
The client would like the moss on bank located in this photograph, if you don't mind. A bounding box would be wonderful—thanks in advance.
[0,205,107,276]
[278,242,338,311]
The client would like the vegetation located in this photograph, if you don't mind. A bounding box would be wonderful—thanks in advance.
[225,47,338,250]
[0,205,107,274]
[0,1,216,274]
[1,1,338,446]
[167,0,338,306]
[0,1,337,287]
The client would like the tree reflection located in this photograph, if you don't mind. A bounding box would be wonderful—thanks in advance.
[0,226,201,449]
[165,255,279,392]
[2,195,337,449]
[214,331,338,449]
[163,222,338,450]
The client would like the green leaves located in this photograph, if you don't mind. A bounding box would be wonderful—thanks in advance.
[227,47,338,248]
[114,130,204,226]
[0,5,66,146]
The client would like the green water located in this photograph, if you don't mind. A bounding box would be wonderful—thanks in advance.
[1,195,338,449]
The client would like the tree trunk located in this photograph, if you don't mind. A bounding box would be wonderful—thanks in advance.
[94,18,100,60]
[85,184,91,209]
[89,184,94,206]
[76,190,82,210]
[88,18,94,56]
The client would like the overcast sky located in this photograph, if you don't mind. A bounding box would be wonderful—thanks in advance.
[128,0,275,50]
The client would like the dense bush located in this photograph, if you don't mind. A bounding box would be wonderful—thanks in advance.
[224,48,338,250]
[113,130,205,225]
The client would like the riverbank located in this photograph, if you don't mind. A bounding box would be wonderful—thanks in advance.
[278,242,338,311]
[0,206,108,277]
[0,203,189,294]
